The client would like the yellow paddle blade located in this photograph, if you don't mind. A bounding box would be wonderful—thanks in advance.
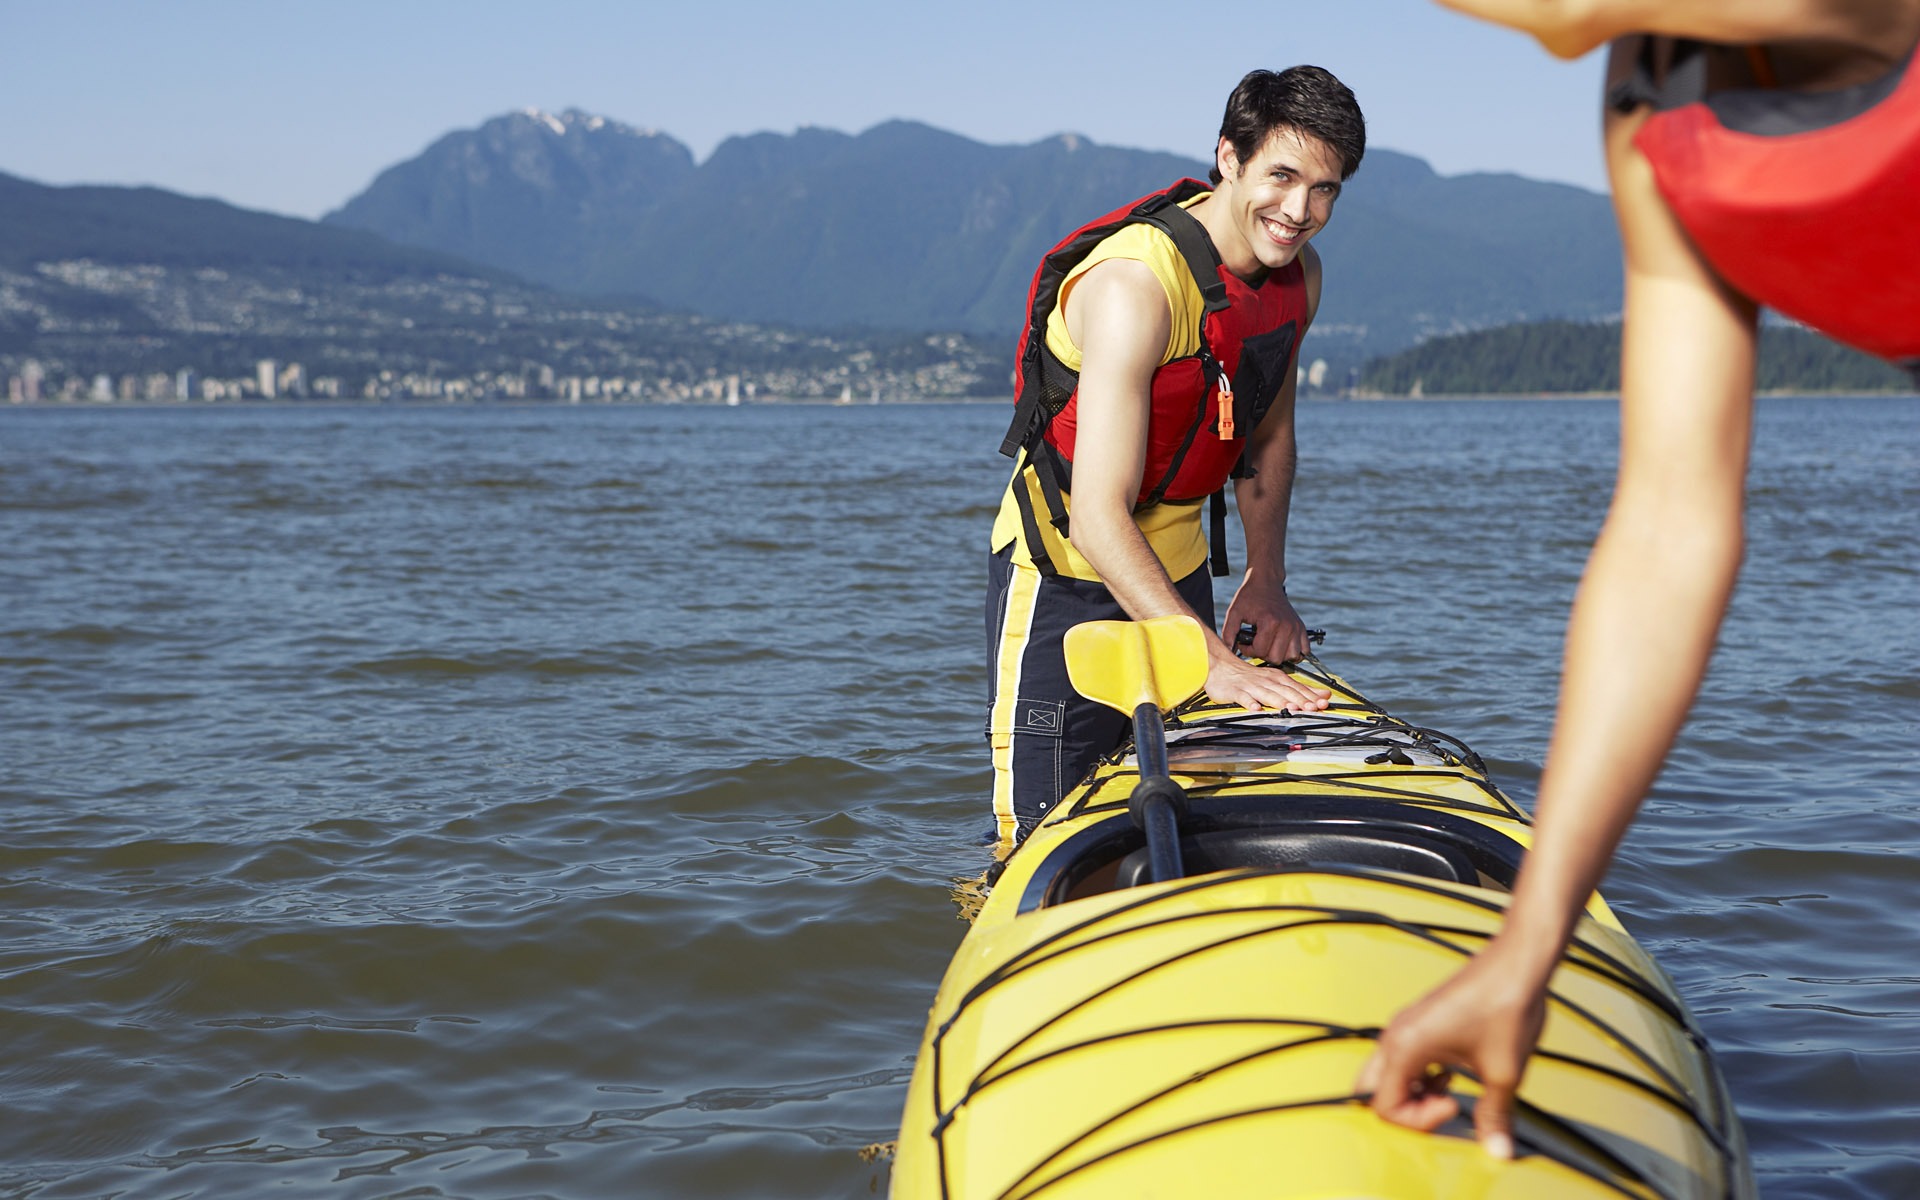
[1063,616,1209,715]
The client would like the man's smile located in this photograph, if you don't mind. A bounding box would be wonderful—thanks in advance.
[1261,215,1310,246]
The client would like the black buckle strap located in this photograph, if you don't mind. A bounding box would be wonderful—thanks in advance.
[1209,488,1231,577]
[999,340,1047,458]
[1137,202,1231,315]
[1010,466,1060,579]
[1030,443,1072,535]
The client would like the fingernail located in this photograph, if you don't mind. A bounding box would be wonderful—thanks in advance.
[1484,1132,1513,1161]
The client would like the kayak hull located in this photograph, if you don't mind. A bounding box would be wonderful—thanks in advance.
[893,660,1753,1200]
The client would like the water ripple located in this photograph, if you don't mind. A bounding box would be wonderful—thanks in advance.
[0,398,1912,1197]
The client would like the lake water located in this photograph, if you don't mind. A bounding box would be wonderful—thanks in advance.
[0,397,1914,1199]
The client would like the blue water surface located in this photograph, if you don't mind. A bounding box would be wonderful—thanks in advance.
[0,396,1913,1198]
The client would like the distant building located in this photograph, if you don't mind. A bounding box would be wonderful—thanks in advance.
[91,374,114,402]
[256,359,278,400]
[7,376,21,404]
[21,359,44,403]
[175,368,197,401]
[277,362,306,398]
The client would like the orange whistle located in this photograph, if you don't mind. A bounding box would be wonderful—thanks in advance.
[1216,372,1235,439]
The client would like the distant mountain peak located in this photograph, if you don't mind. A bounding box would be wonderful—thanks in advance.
[506,107,665,141]
[323,109,696,284]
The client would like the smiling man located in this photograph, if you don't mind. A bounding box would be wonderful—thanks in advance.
[987,67,1367,843]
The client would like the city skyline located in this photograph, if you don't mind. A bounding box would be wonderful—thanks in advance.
[0,0,1610,221]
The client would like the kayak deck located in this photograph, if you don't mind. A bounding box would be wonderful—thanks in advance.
[893,656,1753,1200]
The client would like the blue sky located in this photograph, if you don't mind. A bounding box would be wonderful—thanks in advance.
[1,0,1609,219]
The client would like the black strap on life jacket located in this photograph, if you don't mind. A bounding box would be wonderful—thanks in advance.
[999,189,1240,578]
[1209,489,1230,577]
[1134,191,1233,317]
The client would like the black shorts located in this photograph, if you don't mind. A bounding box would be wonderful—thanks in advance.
[984,547,1216,842]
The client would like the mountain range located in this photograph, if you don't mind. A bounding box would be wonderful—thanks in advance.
[326,109,1627,359]
[0,170,1001,400]
[3,108,1640,399]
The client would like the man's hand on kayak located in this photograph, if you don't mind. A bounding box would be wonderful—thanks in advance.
[1222,579,1314,663]
[1356,937,1550,1160]
[1202,639,1331,713]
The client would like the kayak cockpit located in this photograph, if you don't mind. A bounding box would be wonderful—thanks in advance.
[1014,796,1527,913]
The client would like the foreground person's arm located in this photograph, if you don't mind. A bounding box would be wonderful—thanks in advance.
[1357,76,1758,1157]
[1066,260,1329,714]
[1430,0,1909,60]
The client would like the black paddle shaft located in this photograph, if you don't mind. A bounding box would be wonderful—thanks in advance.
[1128,702,1188,884]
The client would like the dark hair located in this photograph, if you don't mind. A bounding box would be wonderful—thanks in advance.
[1211,66,1367,184]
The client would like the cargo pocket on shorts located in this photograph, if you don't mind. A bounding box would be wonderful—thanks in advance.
[1010,697,1067,814]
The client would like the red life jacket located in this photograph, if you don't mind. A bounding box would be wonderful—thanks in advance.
[1616,38,1920,365]
[998,180,1307,577]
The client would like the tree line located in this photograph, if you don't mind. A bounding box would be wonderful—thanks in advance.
[1359,320,1912,395]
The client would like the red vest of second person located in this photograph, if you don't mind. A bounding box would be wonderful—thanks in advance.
[1621,38,1920,362]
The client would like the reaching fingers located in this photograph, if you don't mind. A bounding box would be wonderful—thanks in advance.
[1274,626,1311,664]
[1474,1080,1517,1160]
[1362,1043,1461,1133]
[1254,625,1307,665]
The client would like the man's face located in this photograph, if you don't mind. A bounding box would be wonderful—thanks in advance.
[1217,127,1345,272]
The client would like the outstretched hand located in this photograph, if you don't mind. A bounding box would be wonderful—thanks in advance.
[1203,644,1331,713]
[1356,941,1550,1159]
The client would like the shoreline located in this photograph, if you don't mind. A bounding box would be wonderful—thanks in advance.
[5,388,1913,413]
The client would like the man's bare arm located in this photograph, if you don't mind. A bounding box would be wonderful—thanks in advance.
[1065,258,1330,713]
[1224,244,1323,665]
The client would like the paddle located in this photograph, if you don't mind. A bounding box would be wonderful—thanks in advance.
[1062,616,1208,884]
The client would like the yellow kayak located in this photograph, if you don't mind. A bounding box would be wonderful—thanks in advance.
[892,622,1753,1199]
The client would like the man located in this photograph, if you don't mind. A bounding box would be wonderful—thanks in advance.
[986,67,1367,844]
[1361,0,1920,1162]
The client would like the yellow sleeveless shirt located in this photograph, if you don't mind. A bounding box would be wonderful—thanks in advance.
[990,196,1212,582]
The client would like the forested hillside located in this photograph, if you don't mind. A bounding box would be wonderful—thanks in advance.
[1360,321,1913,395]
